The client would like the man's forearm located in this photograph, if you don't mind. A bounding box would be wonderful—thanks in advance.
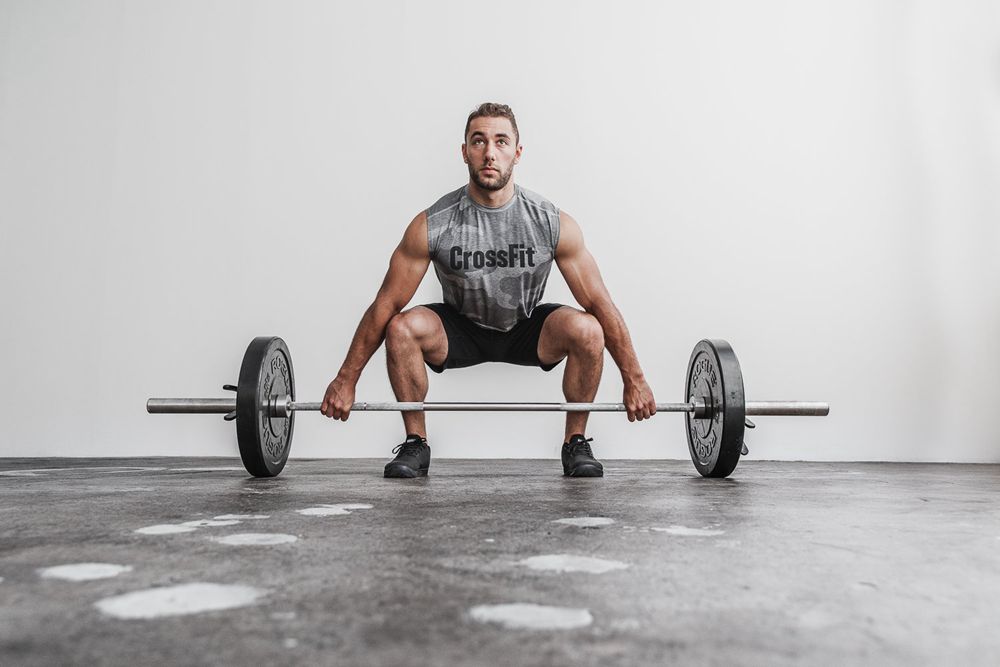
[590,301,645,384]
[336,300,398,384]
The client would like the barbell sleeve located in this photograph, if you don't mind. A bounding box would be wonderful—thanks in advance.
[745,401,830,417]
[147,398,237,414]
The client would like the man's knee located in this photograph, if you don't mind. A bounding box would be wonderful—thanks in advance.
[567,312,605,355]
[386,308,439,351]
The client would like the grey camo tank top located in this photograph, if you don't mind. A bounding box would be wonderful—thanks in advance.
[426,185,560,332]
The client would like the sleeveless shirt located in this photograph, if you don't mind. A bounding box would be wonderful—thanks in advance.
[425,184,561,332]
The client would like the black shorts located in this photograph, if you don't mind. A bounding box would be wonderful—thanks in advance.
[420,302,567,374]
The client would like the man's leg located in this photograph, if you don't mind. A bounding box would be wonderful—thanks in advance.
[536,307,605,441]
[384,306,448,438]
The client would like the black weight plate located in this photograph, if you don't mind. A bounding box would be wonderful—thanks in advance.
[236,336,295,477]
[684,339,745,478]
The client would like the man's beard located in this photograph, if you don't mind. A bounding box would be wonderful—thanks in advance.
[469,163,513,191]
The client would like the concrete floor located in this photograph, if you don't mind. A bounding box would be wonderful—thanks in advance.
[0,458,998,666]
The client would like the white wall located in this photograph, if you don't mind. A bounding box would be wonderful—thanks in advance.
[1,0,998,462]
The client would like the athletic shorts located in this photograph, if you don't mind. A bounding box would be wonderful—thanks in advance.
[419,302,567,374]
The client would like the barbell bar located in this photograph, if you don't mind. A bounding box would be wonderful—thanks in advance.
[147,398,829,417]
[147,336,828,479]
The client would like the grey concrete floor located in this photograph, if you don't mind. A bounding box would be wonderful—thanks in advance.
[0,458,998,666]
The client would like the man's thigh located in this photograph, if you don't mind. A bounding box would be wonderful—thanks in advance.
[403,305,449,367]
[415,303,490,372]
[536,305,581,366]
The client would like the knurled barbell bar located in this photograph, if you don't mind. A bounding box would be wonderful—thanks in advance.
[147,337,829,479]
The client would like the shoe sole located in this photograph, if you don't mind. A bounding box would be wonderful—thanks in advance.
[564,464,604,478]
[384,464,429,479]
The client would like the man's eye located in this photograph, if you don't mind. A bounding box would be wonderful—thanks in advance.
[499,140,507,145]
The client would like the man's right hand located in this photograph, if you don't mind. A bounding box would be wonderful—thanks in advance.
[321,376,356,420]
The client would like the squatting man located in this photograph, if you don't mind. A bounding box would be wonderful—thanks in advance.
[321,102,657,477]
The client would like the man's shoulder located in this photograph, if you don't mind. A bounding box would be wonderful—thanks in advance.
[516,185,559,216]
[426,185,467,220]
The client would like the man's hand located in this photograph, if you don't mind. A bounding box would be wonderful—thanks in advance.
[623,378,656,422]
[321,376,356,421]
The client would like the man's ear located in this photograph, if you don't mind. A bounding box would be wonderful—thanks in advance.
[461,143,468,163]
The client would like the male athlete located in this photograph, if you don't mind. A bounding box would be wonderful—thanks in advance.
[320,103,657,478]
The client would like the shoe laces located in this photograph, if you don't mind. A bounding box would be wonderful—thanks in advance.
[569,437,594,457]
[392,440,426,457]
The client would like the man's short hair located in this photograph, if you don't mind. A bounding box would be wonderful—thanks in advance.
[464,102,519,145]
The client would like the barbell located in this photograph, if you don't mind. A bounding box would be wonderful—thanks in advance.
[147,336,829,479]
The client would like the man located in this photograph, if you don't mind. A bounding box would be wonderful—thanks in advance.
[321,102,656,478]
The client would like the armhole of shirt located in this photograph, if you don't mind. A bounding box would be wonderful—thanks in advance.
[550,208,561,253]
[425,209,438,258]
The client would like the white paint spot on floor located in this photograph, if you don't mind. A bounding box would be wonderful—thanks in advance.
[484,538,496,543]
[179,519,242,528]
[469,603,593,630]
[518,554,629,574]
[96,487,156,493]
[95,583,266,619]
[211,533,298,546]
[553,517,615,528]
[0,466,164,477]
[0,577,5,584]
[38,563,133,581]
[296,503,373,516]
[296,507,350,516]
[283,638,299,649]
[214,514,269,520]
[135,524,198,535]
[650,525,725,537]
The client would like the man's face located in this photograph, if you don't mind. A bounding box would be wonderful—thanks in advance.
[462,116,521,191]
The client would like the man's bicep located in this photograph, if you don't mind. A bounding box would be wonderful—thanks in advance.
[555,211,612,312]
[376,213,431,311]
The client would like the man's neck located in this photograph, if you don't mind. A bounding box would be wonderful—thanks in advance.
[467,180,516,209]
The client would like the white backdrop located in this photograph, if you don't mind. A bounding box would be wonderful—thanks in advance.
[1,0,998,462]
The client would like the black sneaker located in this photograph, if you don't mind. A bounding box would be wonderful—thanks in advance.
[384,434,431,478]
[562,434,604,477]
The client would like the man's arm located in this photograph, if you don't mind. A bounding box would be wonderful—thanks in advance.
[321,212,431,420]
[555,210,657,421]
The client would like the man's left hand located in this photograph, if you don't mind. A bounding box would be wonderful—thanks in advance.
[623,378,656,422]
